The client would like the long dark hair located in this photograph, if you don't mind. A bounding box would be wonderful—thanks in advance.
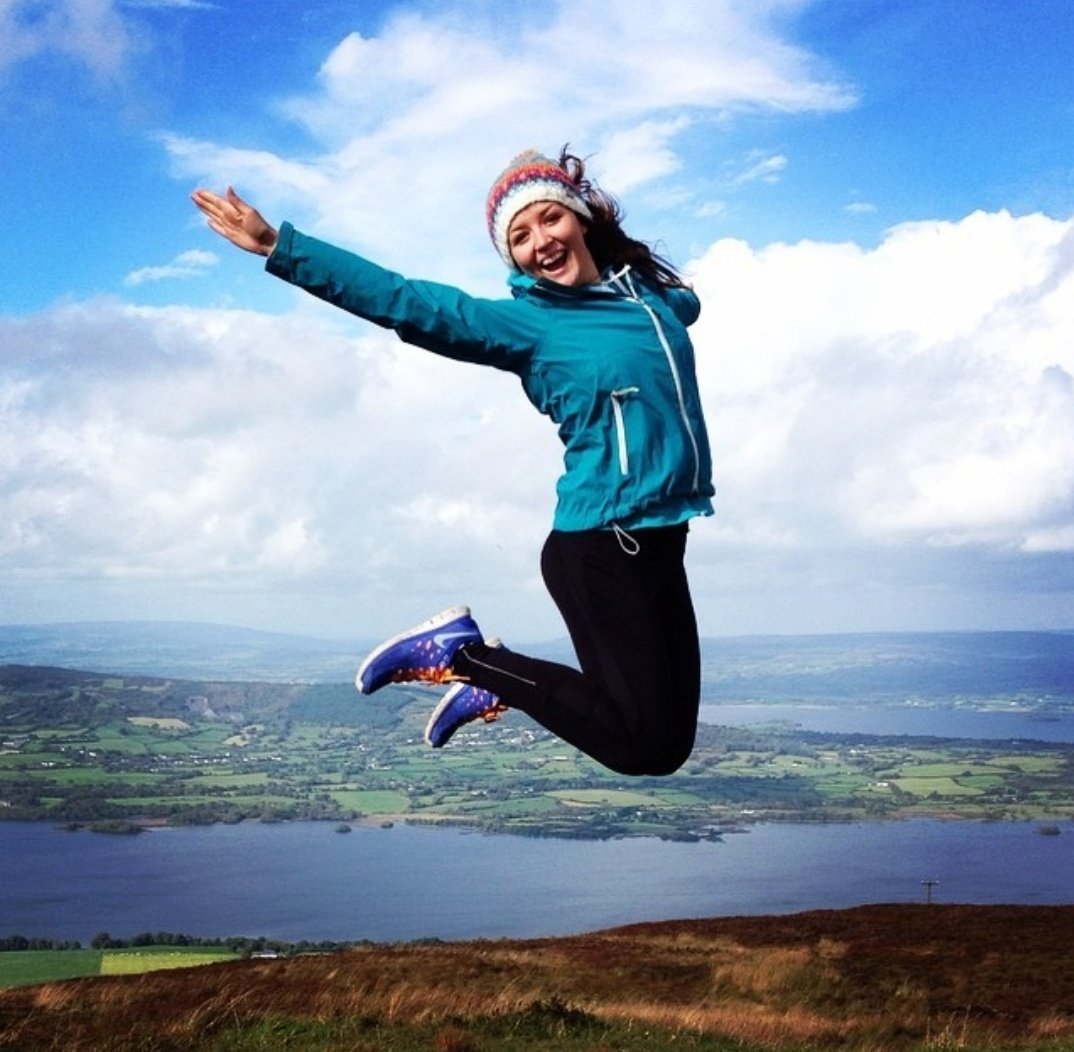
[559,147,688,290]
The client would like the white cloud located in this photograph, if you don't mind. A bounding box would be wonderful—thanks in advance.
[122,0,215,8]
[595,119,691,195]
[730,152,788,187]
[162,134,333,209]
[688,209,1074,561]
[167,0,853,287]
[4,208,1073,637]
[0,297,558,634]
[125,248,218,285]
[531,0,852,117]
[0,0,133,78]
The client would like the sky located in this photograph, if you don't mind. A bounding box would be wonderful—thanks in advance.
[2,0,1074,644]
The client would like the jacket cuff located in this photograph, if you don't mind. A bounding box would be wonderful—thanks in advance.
[265,221,295,278]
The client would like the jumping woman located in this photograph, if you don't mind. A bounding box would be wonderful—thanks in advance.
[192,148,714,776]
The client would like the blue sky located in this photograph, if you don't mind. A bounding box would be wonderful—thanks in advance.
[2,0,1074,642]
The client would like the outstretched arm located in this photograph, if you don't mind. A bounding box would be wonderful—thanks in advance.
[267,223,537,369]
[190,186,278,257]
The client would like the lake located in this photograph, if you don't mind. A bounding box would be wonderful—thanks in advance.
[2,818,1071,945]
[701,703,1074,742]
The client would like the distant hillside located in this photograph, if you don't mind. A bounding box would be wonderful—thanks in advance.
[0,622,359,682]
[2,622,1072,702]
[2,904,1074,1050]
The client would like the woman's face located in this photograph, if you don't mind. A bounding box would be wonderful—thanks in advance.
[507,201,600,286]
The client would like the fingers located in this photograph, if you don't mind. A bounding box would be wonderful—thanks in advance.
[225,186,247,225]
[191,186,276,256]
[191,187,246,239]
[191,188,229,223]
[191,188,240,218]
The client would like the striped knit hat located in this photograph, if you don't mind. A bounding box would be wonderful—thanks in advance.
[486,149,592,268]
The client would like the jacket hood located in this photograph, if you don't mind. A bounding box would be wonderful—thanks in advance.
[507,266,632,301]
[508,270,537,297]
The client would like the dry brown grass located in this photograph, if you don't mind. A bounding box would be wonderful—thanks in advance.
[3,904,1074,1050]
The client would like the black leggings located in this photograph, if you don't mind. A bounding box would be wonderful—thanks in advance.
[452,524,701,776]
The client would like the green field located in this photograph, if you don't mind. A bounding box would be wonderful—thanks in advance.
[0,950,103,987]
[2,665,1074,840]
[101,949,237,975]
[0,947,238,989]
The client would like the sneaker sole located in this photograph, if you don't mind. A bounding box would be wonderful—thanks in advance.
[423,637,503,748]
[424,684,465,748]
[355,605,472,694]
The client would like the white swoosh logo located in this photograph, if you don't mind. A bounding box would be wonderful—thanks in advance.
[432,629,472,649]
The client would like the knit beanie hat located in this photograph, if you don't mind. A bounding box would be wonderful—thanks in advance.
[486,149,593,268]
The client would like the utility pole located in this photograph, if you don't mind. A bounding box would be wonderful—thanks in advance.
[921,878,939,904]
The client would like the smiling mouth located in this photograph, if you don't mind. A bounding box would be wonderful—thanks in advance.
[539,249,569,274]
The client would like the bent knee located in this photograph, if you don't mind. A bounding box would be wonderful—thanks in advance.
[610,729,696,777]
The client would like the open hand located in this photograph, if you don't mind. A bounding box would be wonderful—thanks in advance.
[191,186,278,257]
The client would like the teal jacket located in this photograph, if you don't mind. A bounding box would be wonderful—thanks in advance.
[267,222,714,532]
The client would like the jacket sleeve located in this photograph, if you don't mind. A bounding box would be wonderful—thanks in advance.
[265,222,535,369]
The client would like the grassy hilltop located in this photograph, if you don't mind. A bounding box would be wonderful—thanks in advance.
[3,904,1074,1051]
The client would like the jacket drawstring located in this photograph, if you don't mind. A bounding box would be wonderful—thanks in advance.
[612,523,641,556]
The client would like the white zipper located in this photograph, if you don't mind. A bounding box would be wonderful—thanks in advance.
[610,387,639,475]
[614,271,702,493]
[533,268,704,492]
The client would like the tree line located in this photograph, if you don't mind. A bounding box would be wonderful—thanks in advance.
[1,931,366,955]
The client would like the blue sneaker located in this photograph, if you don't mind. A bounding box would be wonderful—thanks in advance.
[425,682,507,748]
[355,606,482,694]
